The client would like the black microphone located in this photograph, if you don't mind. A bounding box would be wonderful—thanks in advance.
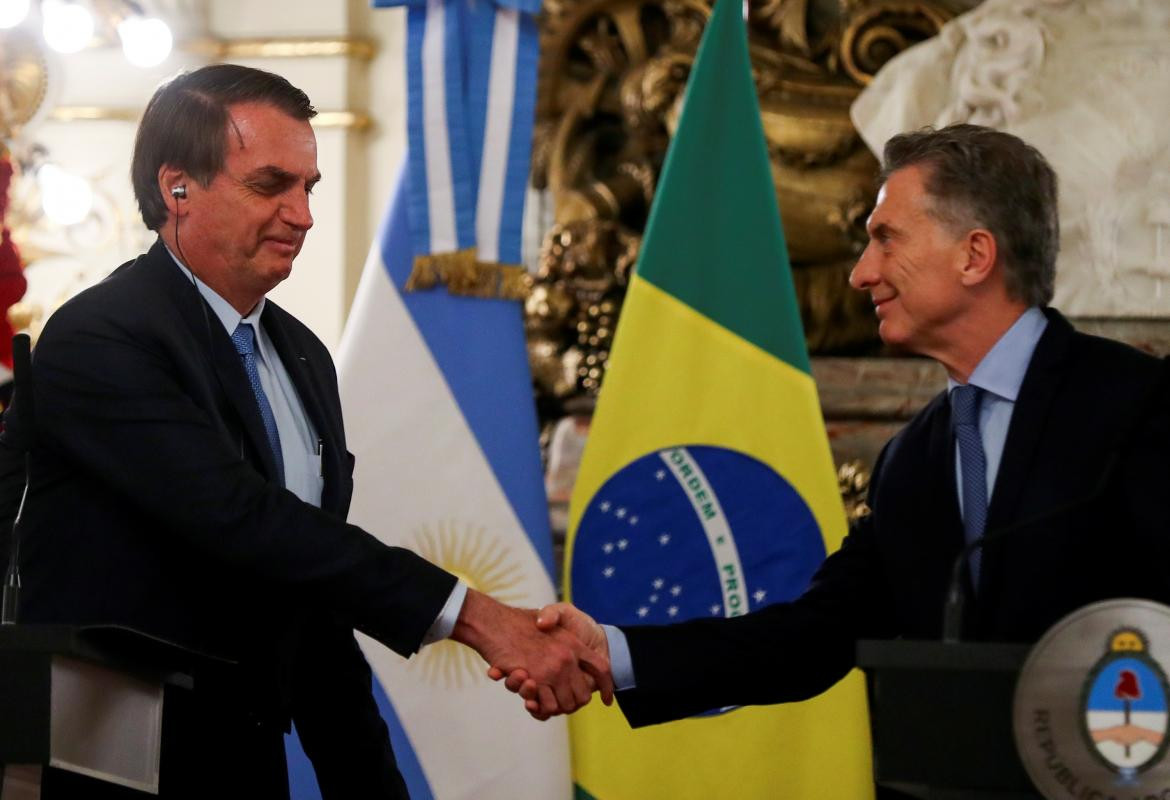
[2,333,33,625]
[940,449,1119,643]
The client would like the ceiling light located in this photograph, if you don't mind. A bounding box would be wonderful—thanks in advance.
[117,15,172,68]
[42,0,95,54]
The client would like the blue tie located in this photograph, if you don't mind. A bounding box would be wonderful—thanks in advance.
[231,322,285,486]
[951,384,987,586]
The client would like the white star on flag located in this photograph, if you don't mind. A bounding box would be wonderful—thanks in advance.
[615,507,627,519]
[602,543,614,554]
[667,606,679,617]
[658,533,671,546]
[753,589,767,603]
[617,539,628,550]
[629,516,638,526]
[637,606,649,618]
[670,585,682,596]
[710,605,722,615]
[649,594,658,603]
[603,566,615,578]
[652,578,665,590]
[600,501,611,512]
[655,470,666,480]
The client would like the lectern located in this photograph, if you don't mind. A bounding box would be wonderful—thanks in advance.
[857,640,1037,800]
[0,624,195,798]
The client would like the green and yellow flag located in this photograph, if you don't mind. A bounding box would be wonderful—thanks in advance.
[563,0,874,796]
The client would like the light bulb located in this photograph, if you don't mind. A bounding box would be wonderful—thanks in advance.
[117,16,172,68]
[0,0,30,29]
[38,164,93,226]
[42,0,95,54]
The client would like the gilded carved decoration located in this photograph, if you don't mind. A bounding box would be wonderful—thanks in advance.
[837,459,872,522]
[0,29,49,141]
[529,0,954,408]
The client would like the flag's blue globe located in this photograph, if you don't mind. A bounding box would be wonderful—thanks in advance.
[572,445,826,627]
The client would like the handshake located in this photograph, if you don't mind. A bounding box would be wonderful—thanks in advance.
[453,589,612,720]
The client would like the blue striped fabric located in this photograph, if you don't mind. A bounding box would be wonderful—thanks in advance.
[381,0,540,269]
[378,161,554,571]
[497,10,538,264]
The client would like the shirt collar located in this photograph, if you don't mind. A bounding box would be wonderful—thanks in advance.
[947,306,1048,401]
[164,243,266,335]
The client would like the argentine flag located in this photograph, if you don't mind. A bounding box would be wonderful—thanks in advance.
[284,162,570,798]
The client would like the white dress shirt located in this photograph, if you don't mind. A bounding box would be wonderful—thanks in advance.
[167,248,465,641]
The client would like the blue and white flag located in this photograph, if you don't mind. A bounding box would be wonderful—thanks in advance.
[283,0,555,791]
[377,0,539,295]
[288,162,569,800]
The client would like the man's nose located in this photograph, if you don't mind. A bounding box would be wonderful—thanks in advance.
[849,244,877,291]
[282,191,314,231]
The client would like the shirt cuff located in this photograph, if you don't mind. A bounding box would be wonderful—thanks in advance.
[422,580,468,645]
[602,624,636,691]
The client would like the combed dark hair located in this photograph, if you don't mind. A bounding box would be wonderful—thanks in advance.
[882,124,1059,307]
[131,64,317,231]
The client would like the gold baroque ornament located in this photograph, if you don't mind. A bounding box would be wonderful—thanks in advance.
[839,1,951,86]
[0,28,49,141]
[407,520,528,689]
[531,0,953,411]
[837,459,872,522]
[527,219,638,399]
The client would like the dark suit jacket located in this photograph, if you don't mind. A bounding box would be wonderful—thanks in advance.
[616,309,1170,728]
[2,240,456,797]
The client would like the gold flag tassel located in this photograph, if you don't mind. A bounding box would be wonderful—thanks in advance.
[405,248,532,300]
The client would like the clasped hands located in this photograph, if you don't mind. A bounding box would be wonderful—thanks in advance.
[453,589,610,720]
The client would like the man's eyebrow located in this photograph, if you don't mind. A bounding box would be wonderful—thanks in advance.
[869,221,898,239]
[242,166,322,186]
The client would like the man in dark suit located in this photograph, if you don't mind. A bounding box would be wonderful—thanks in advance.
[500,126,1170,730]
[0,65,609,798]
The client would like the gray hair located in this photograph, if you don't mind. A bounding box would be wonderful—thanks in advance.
[882,124,1059,307]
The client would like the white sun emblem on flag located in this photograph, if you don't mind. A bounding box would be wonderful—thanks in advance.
[408,520,527,689]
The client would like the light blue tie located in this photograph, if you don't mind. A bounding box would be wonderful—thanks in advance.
[951,384,987,586]
[231,322,285,486]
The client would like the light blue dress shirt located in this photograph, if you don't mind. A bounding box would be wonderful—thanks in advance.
[948,306,1048,517]
[602,307,1049,692]
[167,248,464,641]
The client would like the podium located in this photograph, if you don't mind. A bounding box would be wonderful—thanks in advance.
[857,640,1038,800]
[0,624,197,798]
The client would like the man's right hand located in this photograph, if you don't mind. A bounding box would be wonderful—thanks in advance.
[488,602,610,720]
[452,590,613,719]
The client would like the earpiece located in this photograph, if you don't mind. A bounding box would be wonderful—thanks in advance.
[171,185,187,199]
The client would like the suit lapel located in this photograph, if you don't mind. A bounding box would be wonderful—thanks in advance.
[972,310,1073,626]
[148,241,283,483]
[926,394,967,599]
[928,395,963,536]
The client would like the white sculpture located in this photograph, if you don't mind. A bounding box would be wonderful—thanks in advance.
[852,0,1170,316]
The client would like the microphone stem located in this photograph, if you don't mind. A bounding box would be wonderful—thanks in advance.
[1,452,30,625]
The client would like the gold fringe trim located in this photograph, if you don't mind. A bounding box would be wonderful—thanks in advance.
[404,248,476,292]
[405,249,532,300]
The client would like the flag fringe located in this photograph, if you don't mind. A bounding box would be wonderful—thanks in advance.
[405,249,531,300]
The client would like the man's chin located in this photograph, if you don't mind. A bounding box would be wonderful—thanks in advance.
[876,323,912,352]
[253,259,295,294]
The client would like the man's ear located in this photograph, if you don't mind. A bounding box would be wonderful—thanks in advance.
[959,228,998,288]
[157,165,189,218]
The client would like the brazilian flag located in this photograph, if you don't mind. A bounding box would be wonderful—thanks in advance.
[563,0,874,796]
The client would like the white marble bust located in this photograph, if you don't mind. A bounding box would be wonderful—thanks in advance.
[852,0,1170,317]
